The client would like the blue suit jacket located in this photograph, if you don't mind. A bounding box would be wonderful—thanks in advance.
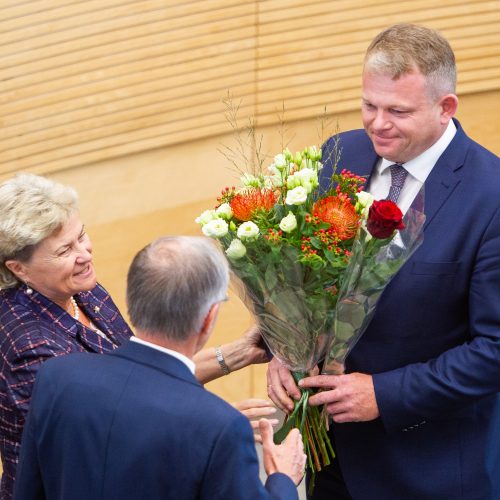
[13,341,298,500]
[319,120,500,499]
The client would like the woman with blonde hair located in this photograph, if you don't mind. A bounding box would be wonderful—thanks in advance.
[0,173,272,500]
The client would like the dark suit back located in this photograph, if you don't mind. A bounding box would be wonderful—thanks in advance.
[14,341,297,500]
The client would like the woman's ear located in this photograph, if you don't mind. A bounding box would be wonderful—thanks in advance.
[4,259,28,282]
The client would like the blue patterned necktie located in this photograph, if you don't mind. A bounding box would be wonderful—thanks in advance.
[387,163,408,203]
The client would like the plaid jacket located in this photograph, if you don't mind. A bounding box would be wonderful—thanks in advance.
[0,283,133,500]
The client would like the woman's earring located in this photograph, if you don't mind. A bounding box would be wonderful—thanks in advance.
[24,282,33,295]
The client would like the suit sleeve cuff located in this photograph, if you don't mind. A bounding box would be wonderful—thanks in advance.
[265,473,299,499]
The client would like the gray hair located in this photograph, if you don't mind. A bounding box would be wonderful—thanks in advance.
[364,24,456,100]
[0,173,78,288]
[126,236,229,342]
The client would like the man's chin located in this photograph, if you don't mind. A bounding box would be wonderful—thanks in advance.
[373,142,399,162]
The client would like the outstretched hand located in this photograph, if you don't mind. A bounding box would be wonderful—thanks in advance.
[260,418,306,485]
[232,399,279,443]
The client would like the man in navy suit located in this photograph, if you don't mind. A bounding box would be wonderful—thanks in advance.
[14,236,306,500]
[267,24,500,499]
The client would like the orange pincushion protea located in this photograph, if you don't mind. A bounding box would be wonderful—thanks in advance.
[230,188,277,221]
[312,195,360,240]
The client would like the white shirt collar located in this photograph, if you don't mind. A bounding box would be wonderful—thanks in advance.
[130,336,196,374]
[379,120,457,183]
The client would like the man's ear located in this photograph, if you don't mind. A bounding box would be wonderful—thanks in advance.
[195,303,220,352]
[439,93,458,123]
[4,259,28,282]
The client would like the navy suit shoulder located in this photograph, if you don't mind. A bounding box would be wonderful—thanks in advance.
[321,129,376,191]
[15,342,298,500]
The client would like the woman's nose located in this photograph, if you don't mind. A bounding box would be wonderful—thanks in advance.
[75,241,92,262]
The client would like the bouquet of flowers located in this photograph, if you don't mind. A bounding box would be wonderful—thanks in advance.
[196,143,425,488]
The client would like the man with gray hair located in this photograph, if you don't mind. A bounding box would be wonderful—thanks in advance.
[14,236,306,500]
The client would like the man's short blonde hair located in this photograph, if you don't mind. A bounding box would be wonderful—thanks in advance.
[364,23,456,100]
[0,173,78,288]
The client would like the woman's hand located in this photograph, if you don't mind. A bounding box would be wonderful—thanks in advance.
[235,324,269,366]
[232,398,279,443]
[266,357,301,413]
[194,324,268,384]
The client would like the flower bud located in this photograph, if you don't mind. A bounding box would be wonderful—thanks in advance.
[195,209,218,226]
[216,202,233,220]
[279,212,298,233]
[225,239,247,259]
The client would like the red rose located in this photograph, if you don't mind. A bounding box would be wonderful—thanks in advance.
[367,200,405,239]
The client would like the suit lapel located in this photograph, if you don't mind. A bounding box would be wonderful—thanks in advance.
[421,120,468,229]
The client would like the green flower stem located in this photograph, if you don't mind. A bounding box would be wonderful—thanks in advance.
[273,371,336,495]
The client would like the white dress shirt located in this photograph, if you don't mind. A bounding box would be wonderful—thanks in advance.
[130,336,196,374]
[368,120,457,214]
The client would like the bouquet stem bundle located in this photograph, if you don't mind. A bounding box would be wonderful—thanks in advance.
[273,372,334,494]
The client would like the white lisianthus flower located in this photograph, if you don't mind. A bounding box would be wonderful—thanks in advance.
[296,168,318,193]
[355,191,375,217]
[285,186,308,205]
[225,239,247,259]
[286,168,318,194]
[201,218,229,238]
[195,209,218,226]
[215,203,233,220]
[237,221,260,240]
[279,212,297,233]
[272,153,287,171]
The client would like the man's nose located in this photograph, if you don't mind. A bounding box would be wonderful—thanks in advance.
[372,110,391,130]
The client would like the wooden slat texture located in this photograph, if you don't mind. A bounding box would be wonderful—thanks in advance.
[1,0,499,177]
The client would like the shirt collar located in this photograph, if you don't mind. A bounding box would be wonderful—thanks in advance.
[379,120,457,183]
[129,336,196,374]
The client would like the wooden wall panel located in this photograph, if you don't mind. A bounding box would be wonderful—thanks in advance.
[1,0,499,178]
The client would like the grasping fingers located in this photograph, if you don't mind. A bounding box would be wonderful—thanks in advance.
[232,399,279,443]
[266,358,301,413]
